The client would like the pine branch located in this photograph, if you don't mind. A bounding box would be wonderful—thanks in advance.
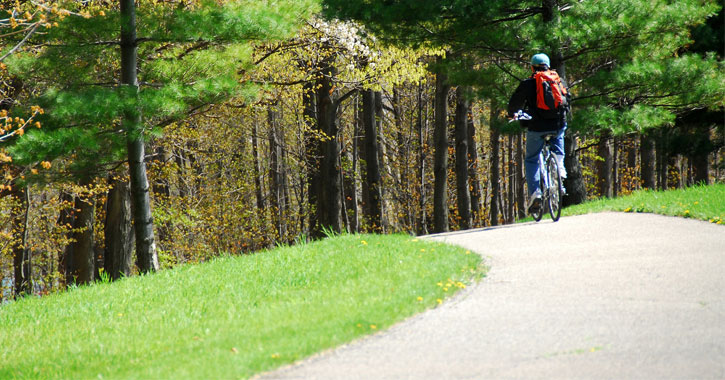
[573,85,644,102]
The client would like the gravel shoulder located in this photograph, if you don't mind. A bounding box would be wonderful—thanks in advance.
[260,213,725,380]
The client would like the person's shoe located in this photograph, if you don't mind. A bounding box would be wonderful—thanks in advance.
[527,189,542,214]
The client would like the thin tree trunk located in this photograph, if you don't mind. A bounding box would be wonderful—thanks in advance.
[516,133,526,219]
[467,107,482,224]
[11,186,31,297]
[489,105,501,226]
[252,120,265,211]
[362,89,382,231]
[57,191,74,288]
[104,177,133,280]
[268,105,287,240]
[350,94,361,233]
[417,83,429,235]
[121,0,157,273]
[506,134,515,222]
[455,87,472,230]
[433,64,450,233]
[374,90,388,232]
[393,88,411,229]
[612,136,620,197]
[597,132,613,198]
[657,131,669,190]
[303,82,320,236]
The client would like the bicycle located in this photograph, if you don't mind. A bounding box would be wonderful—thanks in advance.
[510,111,563,222]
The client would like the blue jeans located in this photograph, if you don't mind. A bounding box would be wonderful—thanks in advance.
[525,125,566,196]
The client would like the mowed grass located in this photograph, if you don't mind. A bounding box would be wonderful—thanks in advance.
[0,233,483,379]
[562,183,725,223]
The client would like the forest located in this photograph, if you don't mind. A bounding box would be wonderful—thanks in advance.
[1,0,723,300]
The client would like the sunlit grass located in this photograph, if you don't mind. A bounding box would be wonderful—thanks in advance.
[562,183,725,223]
[0,233,484,379]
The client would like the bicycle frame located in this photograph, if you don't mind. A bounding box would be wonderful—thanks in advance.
[532,134,562,222]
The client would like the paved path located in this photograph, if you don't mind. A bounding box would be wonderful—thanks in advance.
[260,213,725,379]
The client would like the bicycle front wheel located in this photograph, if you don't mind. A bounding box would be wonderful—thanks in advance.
[546,155,562,222]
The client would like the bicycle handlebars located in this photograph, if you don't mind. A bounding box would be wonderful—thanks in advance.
[509,110,532,122]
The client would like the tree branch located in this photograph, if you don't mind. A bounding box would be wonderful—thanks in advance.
[0,22,40,62]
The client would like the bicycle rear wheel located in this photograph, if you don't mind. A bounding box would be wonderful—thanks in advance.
[531,176,544,222]
[547,156,562,222]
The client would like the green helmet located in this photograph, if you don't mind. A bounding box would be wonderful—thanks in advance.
[531,53,550,68]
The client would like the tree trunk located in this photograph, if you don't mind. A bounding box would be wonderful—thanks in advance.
[516,133,526,219]
[612,136,620,197]
[303,82,320,236]
[252,120,265,211]
[362,89,382,231]
[67,185,96,285]
[104,177,133,280]
[393,88,411,229]
[417,82,429,235]
[268,105,287,240]
[563,134,587,206]
[349,95,362,233]
[657,131,669,190]
[467,108,482,224]
[315,66,343,236]
[433,65,450,233]
[640,132,657,189]
[11,186,31,297]
[506,134,515,223]
[455,87,472,230]
[692,153,710,185]
[374,90,388,232]
[597,132,613,198]
[121,0,158,273]
[57,191,74,288]
[489,105,501,226]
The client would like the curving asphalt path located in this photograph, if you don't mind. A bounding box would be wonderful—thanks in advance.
[259,213,725,379]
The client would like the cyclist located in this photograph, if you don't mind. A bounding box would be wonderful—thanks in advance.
[507,53,569,213]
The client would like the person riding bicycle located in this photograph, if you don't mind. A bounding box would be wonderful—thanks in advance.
[507,53,569,214]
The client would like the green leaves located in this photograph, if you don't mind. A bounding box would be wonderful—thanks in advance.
[161,0,319,42]
[5,0,319,179]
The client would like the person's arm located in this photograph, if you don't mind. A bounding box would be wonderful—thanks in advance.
[507,81,528,118]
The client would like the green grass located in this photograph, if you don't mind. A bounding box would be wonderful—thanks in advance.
[561,183,725,223]
[0,234,483,379]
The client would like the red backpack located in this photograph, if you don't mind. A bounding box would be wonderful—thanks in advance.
[533,70,568,119]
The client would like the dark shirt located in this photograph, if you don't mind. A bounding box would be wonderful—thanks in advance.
[507,76,567,132]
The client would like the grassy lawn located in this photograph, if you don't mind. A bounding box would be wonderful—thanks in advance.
[0,234,483,379]
[561,183,725,223]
